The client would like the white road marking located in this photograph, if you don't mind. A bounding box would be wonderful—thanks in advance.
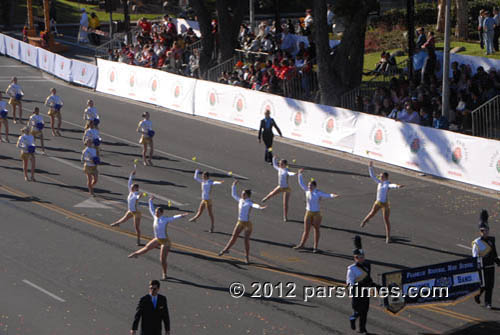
[22,279,66,302]
[74,198,112,209]
[48,156,186,207]
[53,118,249,180]
[456,244,472,250]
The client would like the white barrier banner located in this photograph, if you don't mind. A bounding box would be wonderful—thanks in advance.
[4,35,20,59]
[71,59,97,88]
[96,59,196,114]
[0,34,5,54]
[19,41,38,67]
[54,54,72,81]
[37,47,56,74]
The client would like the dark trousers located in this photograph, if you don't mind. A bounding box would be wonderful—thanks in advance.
[351,297,369,332]
[478,267,495,305]
[262,134,273,162]
[494,27,500,51]
[89,32,101,45]
[480,28,484,49]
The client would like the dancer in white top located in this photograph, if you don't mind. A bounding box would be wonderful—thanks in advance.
[294,169,338,253]
[218,180,266,264]
[189,169,224,232]
[83,120,101,156]
[81,138,99,196]
[111,170,146,245]
[261,155,296,222]
[28,107,45,153]
[16,127,36,181]
[0,91,9,142]
[361,161,404,244]
[6,77,24,124]
[128,196,188,280]
[83,99,100,129]
[137,111,154,166]
[45,88,64,136]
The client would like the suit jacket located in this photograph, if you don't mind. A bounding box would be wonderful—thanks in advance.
[258,117,282,140]
[132,294,170,335]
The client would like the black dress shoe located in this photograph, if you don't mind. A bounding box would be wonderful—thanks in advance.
[474,295,480,304]
[349,318,356,330]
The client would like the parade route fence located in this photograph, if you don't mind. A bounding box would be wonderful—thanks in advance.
[3,32,500,192]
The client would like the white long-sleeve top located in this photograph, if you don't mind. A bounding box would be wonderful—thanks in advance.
[149,199,183,239]
[6,83,23,98]
[17,134,35,153]
[81,147,98,166]
[273,156,296,188]
[45,95,63,108]
[29,114,44,130]
[127,173,141,212]
[298,173,335,212]
[0,101,8,111]
[83,128,101,143]
[231,184,263,221]
[194,169,222,200]
[369,166,400,203]
[346,263,368,286]
[84,106,99,121]
[137,120,153,135]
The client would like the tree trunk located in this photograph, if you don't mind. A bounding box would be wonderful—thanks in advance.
[215,0,246,62]
[436,0,445,33]
[314,0,375,105]
[190,0,214,78]
[455,0,468,39]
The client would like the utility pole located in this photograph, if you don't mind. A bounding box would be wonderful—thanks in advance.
[407,0,414,82]
[122,0,131,44]
[249,0,255,34]
[442,0,451,119]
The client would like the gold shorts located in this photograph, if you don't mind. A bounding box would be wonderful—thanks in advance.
[305,211,322,220]
[127,210,142,218]
[84,164,98,175]
[30,130,42,137]
[9,98,20,106]
[202,199,213,207]
[157,237,171,248]
[236,220,253,233]
[277,187,292,193]
[48,109,61,118]
[20,152,34,160]
[374,201,390,210]
[139,135,152,144]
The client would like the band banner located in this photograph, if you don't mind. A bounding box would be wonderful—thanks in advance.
[37,47,56,75]
[19,41,38,67]
[4,35,20,60]
[382,257,481,314]
[71,59,98,88]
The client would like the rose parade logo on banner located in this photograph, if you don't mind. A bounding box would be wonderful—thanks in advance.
[148,75,159,101]
[107,67,117,91]
[365,122,389,158]
[488,150,500,186]
[321,115,340,145]
[288,106,307,138]
[403,130,425,168]
[170,81,183,108]
[206,88,219,115]
[232,93,246,123]
[81,66,87,77]
[128,71,137,96]
[445,139,469,177]
[260,99,275,116]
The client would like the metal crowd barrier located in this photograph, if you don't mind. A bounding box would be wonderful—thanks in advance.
[207,56,237,82]
[472,95,500,139]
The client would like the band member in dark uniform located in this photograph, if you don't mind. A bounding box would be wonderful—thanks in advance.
[346,236,377,335]
[472,209,500,309]
[258,108,282,163]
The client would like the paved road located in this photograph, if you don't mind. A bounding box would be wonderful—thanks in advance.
[1,55,499,335]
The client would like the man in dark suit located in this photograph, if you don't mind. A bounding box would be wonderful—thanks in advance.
[258,108,282,163]
[131,280,170,335]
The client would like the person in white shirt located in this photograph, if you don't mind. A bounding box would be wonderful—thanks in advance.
[0,91,10,142]
[128,196,188,280]
[28,107,45,154]
[262,155,297,222]
[404,102,420,124]
[137,112,154,166]
[78,8,89,44]
[111,170,146,246]
[44,88,64,136]
[16,127,36,182]
[218,180,266,264]
[304,9,314,34]
[327,4,335,29]
[6,77,24,124]
[294,169,338,253]
[361,161,404,243]
[189,169,224,233]
[83,120,101,156]
[83,99,100,129]
[81,138,99,196]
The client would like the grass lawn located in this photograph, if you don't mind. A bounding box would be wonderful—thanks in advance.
[13,0,164,25]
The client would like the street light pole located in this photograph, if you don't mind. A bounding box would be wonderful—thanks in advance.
[249,0,255,34]
[442,0,451,120]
